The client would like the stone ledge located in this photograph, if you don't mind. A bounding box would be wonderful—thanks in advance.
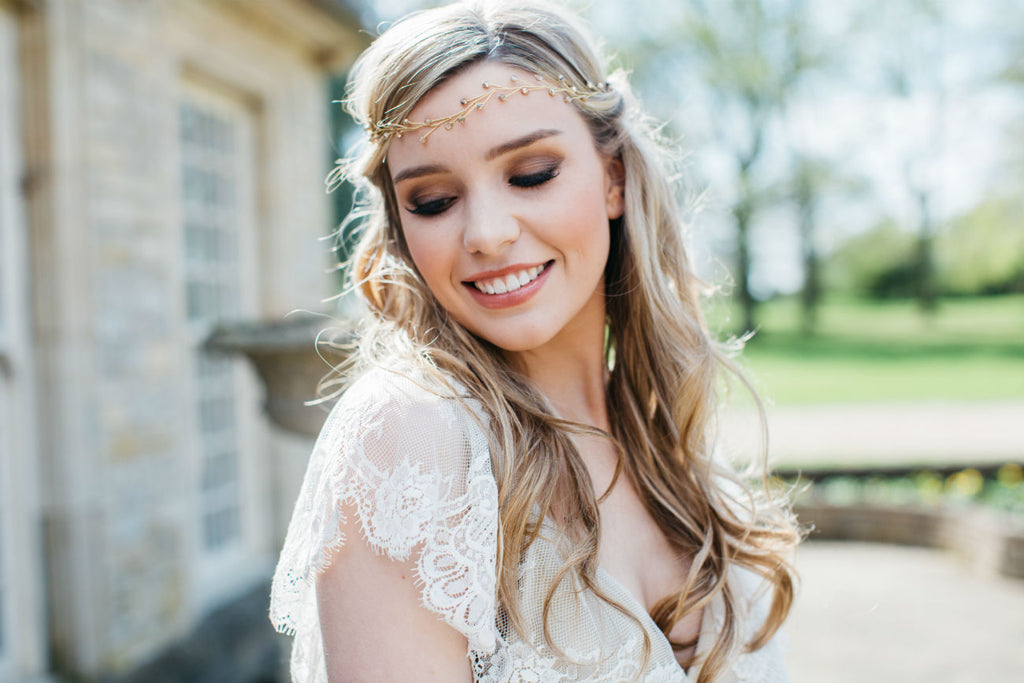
[797,502,1024,580]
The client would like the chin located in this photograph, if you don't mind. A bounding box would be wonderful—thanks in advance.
[473,327,556,355]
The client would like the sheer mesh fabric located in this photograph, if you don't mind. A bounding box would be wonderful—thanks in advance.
[269,366,790,683]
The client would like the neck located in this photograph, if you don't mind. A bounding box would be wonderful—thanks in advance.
[506,296,610,431]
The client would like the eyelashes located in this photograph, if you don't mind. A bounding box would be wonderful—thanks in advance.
[408,196,456,216]
[509,166,560,188]
[406,163,561,217]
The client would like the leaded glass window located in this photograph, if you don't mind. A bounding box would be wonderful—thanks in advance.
[180,90,253,556]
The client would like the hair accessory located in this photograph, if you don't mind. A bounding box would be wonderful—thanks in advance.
[368,74,610,144]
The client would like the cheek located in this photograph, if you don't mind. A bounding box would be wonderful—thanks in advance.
[403,227,455,295]
[555,185,612,262]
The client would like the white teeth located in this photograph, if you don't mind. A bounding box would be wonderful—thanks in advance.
[472,263,547,295]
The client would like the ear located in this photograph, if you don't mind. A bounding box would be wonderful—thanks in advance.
[605,156,625,220]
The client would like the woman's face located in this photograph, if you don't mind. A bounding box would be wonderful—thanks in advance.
[387,62,624,355]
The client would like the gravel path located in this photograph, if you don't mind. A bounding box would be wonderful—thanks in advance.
[787,542,1024,683]
[718,401,1024,680]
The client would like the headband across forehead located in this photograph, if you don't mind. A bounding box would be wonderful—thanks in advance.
[367,72,611,144]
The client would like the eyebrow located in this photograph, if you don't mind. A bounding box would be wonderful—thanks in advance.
[391,129,563,185]
[485,128,562,161]
[393,164,447,185]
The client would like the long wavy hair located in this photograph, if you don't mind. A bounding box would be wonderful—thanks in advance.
[326,2,799,680]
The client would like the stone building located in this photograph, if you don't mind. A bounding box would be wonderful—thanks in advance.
[0,1,362,680]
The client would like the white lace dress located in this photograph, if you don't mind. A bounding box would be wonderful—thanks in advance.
[270,366,790,683]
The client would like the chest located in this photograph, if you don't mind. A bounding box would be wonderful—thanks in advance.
[578,436,703,663]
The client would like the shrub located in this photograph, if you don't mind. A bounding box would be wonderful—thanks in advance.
[935,197,1024,296]
[825,196,1024,299]
[825,220,917,298]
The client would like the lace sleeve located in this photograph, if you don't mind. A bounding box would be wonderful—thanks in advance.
[269,367,500,681]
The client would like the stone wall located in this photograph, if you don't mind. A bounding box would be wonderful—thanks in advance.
[799,502,1024,579]
[17,0,360,678]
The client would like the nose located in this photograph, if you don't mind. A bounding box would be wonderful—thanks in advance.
[461,194,520,254]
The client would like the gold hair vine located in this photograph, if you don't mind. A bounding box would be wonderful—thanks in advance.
[369,73,609,144]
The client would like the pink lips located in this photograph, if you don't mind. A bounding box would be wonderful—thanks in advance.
[464,261,552,309]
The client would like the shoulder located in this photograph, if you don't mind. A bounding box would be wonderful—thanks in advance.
[271,362,500,653]
[730,565,774,623]
[318,363,495,555]
[725,565,792,683]
[338,361,464,411]
[326,363,489,454]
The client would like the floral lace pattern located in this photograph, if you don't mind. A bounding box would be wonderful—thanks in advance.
[269,366,790,683]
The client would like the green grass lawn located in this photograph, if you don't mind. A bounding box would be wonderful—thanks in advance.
[708,295,1024,405]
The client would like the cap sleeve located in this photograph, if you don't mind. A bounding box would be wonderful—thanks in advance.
[269,366,499,678]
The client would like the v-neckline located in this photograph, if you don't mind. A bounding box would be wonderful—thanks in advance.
[595,564,714,681]
[532,517,715,679]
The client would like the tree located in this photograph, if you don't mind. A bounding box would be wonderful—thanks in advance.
[792,156,824,334]
[610,0,827,334]
[849,0,948,313]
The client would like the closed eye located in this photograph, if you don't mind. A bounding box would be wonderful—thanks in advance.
[408,195,456,216]
[509,165,559,188]
[406,163,560,216]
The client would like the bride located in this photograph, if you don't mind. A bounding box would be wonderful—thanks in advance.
[271,2,800,681]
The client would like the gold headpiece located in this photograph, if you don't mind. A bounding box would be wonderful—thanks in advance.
[368,73,609,144]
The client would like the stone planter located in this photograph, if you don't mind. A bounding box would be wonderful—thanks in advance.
[206,313,356,437]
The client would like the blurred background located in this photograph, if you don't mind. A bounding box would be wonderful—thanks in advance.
[0,0,1020,682]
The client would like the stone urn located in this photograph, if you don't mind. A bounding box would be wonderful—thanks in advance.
[205,312,357,438]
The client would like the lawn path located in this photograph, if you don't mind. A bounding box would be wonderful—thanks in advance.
[720,399,1024,469]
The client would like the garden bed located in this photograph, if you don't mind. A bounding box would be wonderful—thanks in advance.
[777,463,1024,580]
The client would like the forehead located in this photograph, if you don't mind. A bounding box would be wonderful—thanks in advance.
[387,62,592,165]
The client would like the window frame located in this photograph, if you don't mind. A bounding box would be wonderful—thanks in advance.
[177,77,267,609]
[0,5,45,679]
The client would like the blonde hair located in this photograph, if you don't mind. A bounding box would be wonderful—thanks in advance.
[328,2,799,679]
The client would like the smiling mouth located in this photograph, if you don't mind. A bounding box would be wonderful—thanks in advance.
[469,261,552,295]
